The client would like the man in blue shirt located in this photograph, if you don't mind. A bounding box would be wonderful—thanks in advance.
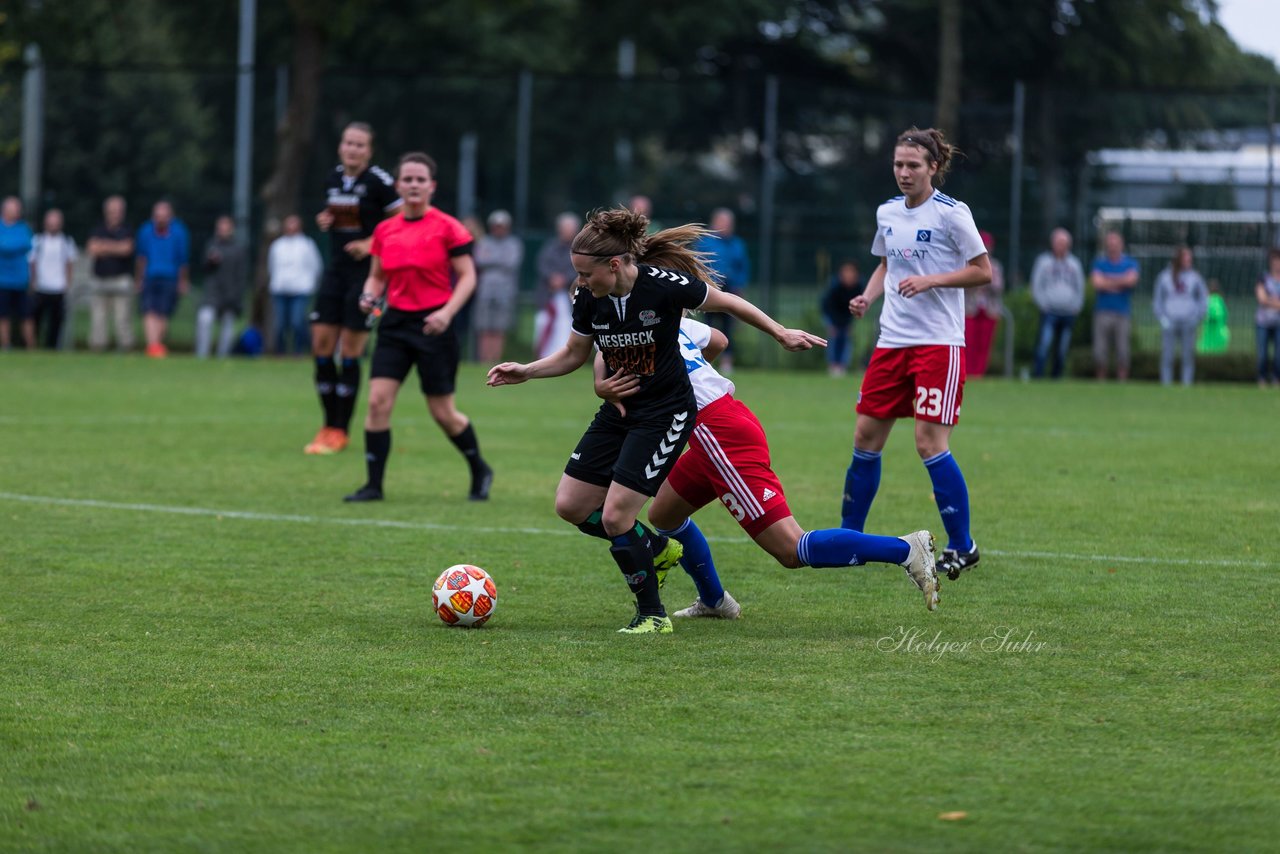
[1090,230,1139,381]
[0,196,34,350]
[135,200,190,358]
[693,207,750,373]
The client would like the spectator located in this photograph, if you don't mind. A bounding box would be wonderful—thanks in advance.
[629,194,662,233]
[1030,227,1086,379]
[268,214,322,355]
[963,230,1004,377]
[195,215,249,359]
[1090,230,1139,381]
[135,200,190,358]
[27,208,77,350]
[1152,245,1208,387]
[534,211,579,358]
[86,195,136,353]
[472,209,523,363]
[1196,279,1229,356]
[0,196,34,350]
[693,207,750,374]
[1254,248,1280,388]
[819,259,863,377]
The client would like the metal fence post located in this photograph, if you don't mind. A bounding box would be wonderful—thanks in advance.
[759,74,779,318]
[1008,80,1026,288]
[514,70,533,234]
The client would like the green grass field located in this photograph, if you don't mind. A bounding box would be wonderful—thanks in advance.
[2,353,1277,852]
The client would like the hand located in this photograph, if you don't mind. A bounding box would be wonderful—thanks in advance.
[358,292,379,315]
[316,210,334,231]
[775,328,827,351]
[422,310,452,336]
[595,371,641,417]
[897,275,936,298]
[849,295,869,318]
[487,362,531,387]
[345,239,371,261]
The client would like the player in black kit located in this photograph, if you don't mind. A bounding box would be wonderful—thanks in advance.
[305,122,402,455]
[487,208,824,634]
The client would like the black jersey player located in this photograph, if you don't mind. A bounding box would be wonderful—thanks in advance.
[305,122,402,455]
[486,208,824,633]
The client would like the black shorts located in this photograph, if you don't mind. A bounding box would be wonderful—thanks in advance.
[564,390,696,497]
[369,307,460,396]
[310,262,371,331]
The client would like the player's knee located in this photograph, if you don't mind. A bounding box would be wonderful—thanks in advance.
[554,492,589,526]
[600,508,637,538]
[367,391,394,421]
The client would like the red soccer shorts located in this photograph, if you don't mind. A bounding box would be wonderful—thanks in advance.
[856,344,966,425]
[665,395,793,538]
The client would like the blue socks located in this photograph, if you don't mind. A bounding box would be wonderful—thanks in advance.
[924,450,973,552]
[657,519,725,607]
[797,528,910,567]
[841,447,881,531]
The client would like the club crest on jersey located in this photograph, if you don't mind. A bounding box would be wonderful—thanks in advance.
[916,229,932,243]
[639,310,660,327]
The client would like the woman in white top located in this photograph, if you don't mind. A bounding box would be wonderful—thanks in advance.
[268,214,323,355]
[843,127,991,584]
[27,208,78,350]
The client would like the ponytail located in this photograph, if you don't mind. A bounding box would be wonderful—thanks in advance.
[571,207,720,286]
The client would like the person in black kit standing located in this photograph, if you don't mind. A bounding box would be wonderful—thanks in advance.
[306,122,402,455]
[487,208,824,634]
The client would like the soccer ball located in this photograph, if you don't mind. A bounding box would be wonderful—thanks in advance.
[432,564,497,627]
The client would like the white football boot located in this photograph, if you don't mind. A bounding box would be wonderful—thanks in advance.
[900,530,939,611]
[672,591,742,619]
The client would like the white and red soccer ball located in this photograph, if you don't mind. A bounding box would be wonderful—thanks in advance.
[432,564,497,627]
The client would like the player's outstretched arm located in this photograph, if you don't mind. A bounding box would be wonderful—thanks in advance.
[851,259,887,318]
[487,332,593,387]
[701,288,826,351]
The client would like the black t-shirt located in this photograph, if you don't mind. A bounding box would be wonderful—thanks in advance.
[323,164,401,266]
[90,223,133,277]
[571,264,710,415]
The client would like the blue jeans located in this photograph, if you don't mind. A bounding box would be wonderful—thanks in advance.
[1033,312,1075,378]
[272,294,311,354]
[1258,325,1280,382]
[826,323,852,368]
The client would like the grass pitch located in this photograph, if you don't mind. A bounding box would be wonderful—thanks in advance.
[2,353,1277,852]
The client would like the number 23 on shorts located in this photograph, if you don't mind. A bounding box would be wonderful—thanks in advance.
[915,385,943,417]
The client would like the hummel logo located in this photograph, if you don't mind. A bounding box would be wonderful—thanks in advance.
[651,269,690,285]
[571,452,582,460]
[592,322,610,330]
[762,488,777,502]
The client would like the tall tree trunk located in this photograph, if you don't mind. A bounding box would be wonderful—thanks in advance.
[934,0,962,133]
[250,21,324,329]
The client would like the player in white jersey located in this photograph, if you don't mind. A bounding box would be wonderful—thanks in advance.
[596,317,941,613]
[841,127,992,584]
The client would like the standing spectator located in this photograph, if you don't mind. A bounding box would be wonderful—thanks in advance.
[135,200,190,358]
[86,195,136,352]
[1030,227,1086,379]
[268,214,322,355]
[628,194,662,233]
[1152,245,1208,386]
[472,209,523,363]
[1090,230,1139,381]
[693,207,750,374]
[0,196,34,350]
[534,211,579,359]
[963,230,1004,377]
[1255,249,1280,387]
[195,215,249,359]
[1196,279,1229,355]
[26,208,77,350]
[819,259,862,377]
[306,121,401,454]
